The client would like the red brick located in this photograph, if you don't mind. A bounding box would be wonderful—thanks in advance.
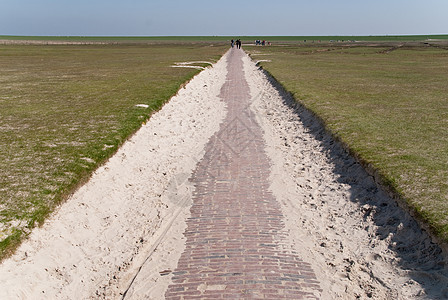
[164,49,321,299]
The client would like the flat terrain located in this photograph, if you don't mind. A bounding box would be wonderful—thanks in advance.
[2,34,448,43]
[0,43,227,258]
[1,48,447,299]
[1,36,448,298]
[247,42,448,244]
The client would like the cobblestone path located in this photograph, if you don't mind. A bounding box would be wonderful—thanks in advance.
[165,49,322,299]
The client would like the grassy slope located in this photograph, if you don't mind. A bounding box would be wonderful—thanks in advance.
[0,43,227,259]
[248,44,448,244]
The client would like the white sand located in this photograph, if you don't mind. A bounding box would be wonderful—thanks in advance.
[171,61,214,70]
[1,49,448,299]
[243,53,448,299]
[0,53,228,299]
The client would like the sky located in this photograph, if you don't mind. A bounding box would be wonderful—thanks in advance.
[0,0,447,36]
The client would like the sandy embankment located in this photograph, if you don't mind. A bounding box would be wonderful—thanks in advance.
[243,54,448,299]
[0,52,228,299]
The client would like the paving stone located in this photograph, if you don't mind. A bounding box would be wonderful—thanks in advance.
[165,49,322,299]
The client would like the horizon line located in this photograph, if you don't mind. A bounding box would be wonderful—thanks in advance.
[1,33,448,38]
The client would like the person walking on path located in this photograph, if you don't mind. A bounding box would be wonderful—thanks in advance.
[236,39,241,49]
[231,39,234,48]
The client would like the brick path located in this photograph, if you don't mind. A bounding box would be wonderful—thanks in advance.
[165,49,322,299]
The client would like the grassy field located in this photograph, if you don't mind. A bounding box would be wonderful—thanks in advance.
[0,43,227,259]
[2,36,448,260]
[247,43,448,245]
[2,35,448,43]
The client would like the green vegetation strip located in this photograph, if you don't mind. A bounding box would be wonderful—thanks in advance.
[0,43,226,259]
[2,35,448,43]
[248,43,448,245]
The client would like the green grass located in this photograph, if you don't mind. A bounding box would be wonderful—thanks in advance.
[2,35,448,43]
[248,43,448,245]
[0,43,227,260]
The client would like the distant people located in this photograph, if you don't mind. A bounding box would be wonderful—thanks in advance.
[262,40,265,46]
[236,39,241,49]
[231,39,234,48]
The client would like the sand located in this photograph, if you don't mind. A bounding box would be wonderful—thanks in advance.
[1,49,447,299]
[242,54,448,299]
[0,53,227,299]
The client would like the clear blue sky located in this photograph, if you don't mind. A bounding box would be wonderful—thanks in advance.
[1,0,447,36]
